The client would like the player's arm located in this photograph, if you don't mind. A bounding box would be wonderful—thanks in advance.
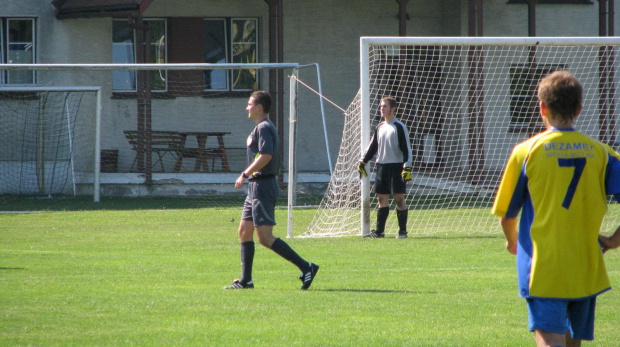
[358,130,379,177]
[395,122,413,182]
[599,224,620,253]
[499,217,518,255]
[235,153,272,189]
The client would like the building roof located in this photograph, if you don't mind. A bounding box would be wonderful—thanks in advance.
[51,0,155,19]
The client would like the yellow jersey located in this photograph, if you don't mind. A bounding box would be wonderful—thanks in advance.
[491,128,620,299]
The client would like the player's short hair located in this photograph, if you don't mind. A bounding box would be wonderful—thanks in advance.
[251,90,272,114]
[381,96,397,109]
[537,70,583,121]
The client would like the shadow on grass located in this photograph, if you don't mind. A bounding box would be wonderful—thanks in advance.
[411,234,502,240]
[0,194,324,212]
[316,288,438,294]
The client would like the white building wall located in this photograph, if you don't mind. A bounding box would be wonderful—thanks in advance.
[1,0,617,175]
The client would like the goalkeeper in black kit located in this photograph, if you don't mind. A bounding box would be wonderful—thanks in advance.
[357,96,413,238]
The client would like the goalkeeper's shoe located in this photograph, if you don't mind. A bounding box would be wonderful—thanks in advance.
[299,263,320,290]
[224,279,254,289]
[397,231,408,239]
[363,230,385,238]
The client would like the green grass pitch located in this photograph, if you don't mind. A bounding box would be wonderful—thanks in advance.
[1,198,619,346]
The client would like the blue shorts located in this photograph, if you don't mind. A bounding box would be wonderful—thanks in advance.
[241,177,279,226]
[526,297,597,341]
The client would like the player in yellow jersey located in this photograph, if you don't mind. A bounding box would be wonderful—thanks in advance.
[492,71,620,346]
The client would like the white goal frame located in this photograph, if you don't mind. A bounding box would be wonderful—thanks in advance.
[359,36,620,236]
[0,85,102,201]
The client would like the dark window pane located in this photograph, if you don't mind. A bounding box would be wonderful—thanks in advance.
[204,19,228,90]
[148,20,166,91]
[231,19,257,91]
[113,19,166,91]
[7,19,34,84]
[112,21,136,90]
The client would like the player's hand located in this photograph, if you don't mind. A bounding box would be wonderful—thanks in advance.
[505,240,517,255]
[599,234,620,254]
[357,161,368,178]
[401,164,412,182]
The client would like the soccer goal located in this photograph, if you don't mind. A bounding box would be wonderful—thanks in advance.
[304,36,620,237]
[0,86,102,200]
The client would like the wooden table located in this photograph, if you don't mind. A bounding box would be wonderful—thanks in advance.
[173,131,232,172]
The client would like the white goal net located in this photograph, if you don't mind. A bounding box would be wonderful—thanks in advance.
[304,37,620,237]
[0,87,101,199]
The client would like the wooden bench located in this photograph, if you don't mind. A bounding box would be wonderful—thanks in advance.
[174,132,233,172]
[124,130,183,172]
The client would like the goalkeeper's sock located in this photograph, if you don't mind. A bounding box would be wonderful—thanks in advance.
[396,208,408,232]
[240,241,255,284]
[270,238,308,271]
[376,206,390,233]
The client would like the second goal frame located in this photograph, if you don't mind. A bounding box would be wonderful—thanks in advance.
[359,36,620,236]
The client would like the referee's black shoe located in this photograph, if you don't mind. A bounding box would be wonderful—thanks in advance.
[363,230,385,238]
[224,279,254,289]
[300,263,320,290]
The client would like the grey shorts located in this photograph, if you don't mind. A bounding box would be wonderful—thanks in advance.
[373,163,406,195]
[241,176,279,226]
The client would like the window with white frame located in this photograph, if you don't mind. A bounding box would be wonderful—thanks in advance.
[113,17,258,95]
[204,18,258,92]
[1,18,35,84]
[112,19,166,92]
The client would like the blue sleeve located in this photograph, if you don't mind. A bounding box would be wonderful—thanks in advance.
[606,154,620,202]
[506,166,529,218]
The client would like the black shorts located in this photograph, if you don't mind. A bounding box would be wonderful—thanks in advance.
[373,163,406,195]
[241,176,279,226]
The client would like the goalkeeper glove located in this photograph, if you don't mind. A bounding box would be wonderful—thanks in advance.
[357,161,368,178]
[401,164,412,182]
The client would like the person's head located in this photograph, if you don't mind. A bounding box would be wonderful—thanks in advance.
[379,96,397,120]
[246,90,271,122]
[249,90,271,113]
[537,70,583,124]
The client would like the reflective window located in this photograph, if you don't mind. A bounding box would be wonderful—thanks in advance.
[112,19,166,91]
[204,19,228,90]
[230,19,257,91]
[1,18,35,84]
[204,18,257,92]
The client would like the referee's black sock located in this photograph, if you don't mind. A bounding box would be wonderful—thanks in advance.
[240,241,255,284]
[396,208,408,232]
[270,237,308,272]
[376,206,390,233]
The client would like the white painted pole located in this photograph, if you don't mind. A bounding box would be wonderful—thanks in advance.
[360,38,371,236]
[287,69,298,238]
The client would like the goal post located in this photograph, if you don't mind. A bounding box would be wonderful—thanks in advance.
[304,36,620,238]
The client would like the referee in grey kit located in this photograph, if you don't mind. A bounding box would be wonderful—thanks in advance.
[224,90,319,290]
[357,96,413,239]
